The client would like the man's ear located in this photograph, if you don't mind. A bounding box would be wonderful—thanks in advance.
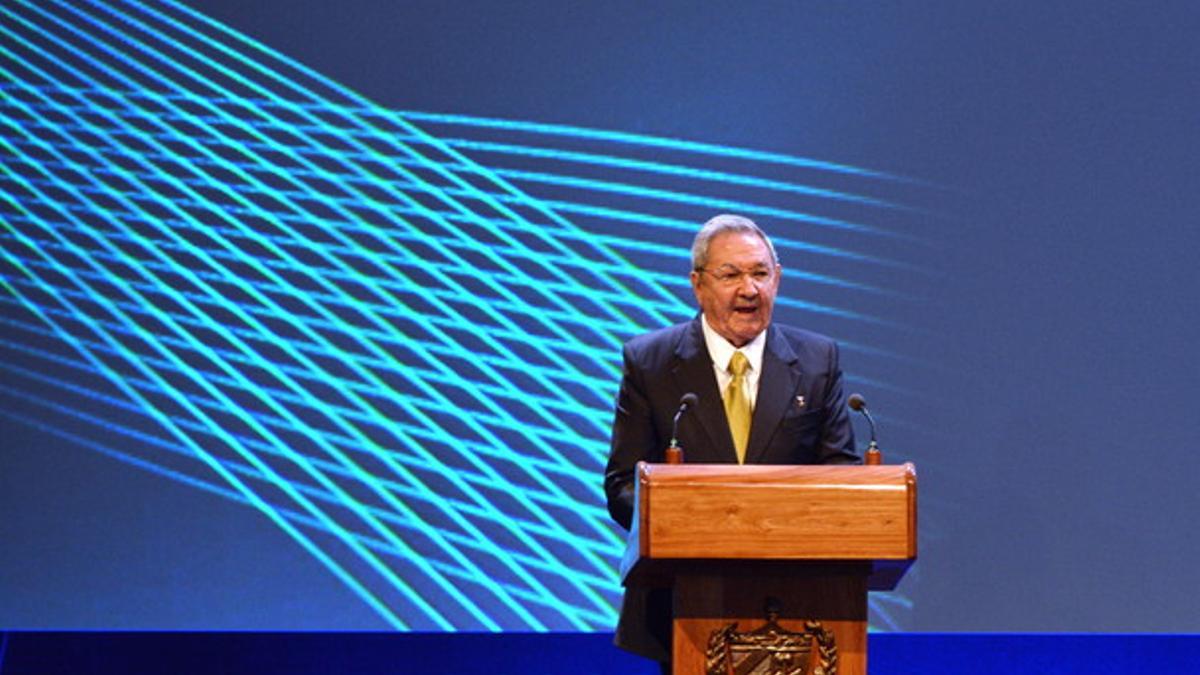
[689,270,703,299]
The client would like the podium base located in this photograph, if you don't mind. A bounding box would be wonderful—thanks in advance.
[672,564,869,675]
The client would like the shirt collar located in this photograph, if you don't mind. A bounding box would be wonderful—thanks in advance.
[700,315,767,374]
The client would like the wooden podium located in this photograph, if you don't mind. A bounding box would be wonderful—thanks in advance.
[620,463,917,675]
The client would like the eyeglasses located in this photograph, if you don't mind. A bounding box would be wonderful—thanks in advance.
[696,265,775,287]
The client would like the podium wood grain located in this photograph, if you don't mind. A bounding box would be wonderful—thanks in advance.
[637,464,916,561]
[622,463,917,675]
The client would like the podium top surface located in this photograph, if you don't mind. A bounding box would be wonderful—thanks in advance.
[637,462,916,489]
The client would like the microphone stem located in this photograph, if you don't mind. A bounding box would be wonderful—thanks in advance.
[861,408,878,446]
[670,408,686,448]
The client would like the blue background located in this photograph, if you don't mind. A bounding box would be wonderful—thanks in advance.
[2,0,1197,633]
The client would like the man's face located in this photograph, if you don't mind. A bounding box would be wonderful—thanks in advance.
[690,231,781,347]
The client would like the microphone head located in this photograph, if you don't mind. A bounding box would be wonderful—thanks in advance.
[680,393,699,409]
[847,393,866,411]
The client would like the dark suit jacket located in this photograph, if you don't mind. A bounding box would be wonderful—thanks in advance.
[604,316,859,661]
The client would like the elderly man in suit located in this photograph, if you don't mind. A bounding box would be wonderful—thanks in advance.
[604,214,860,666]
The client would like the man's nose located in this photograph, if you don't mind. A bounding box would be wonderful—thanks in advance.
[736,274,759,296]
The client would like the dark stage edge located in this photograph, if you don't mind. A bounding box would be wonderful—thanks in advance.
[1,632,1197,674]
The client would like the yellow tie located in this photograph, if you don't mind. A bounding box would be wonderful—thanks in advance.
[724,351,751,463]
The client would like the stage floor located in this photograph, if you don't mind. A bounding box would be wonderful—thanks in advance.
[1,631,1197,674]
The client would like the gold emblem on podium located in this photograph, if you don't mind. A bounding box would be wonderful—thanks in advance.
[704,600,838,675]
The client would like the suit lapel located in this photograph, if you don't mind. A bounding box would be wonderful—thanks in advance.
[671,317,737,462]
[744,325,802,464]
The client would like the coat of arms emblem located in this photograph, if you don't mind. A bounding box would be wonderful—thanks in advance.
[704,602,838,675]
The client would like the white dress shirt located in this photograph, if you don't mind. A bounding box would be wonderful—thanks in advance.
[700,317,766,410]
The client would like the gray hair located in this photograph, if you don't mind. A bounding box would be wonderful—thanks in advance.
[690,214,779,270]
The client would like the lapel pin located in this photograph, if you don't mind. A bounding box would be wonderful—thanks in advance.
[795,395,805,409]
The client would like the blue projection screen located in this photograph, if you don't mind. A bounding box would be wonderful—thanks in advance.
[3,0,1197,633]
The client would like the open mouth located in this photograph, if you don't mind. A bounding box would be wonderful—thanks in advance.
[734,306,758,315]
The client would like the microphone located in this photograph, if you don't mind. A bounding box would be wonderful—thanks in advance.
[847,393,882,465]
[666,393,699,464]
